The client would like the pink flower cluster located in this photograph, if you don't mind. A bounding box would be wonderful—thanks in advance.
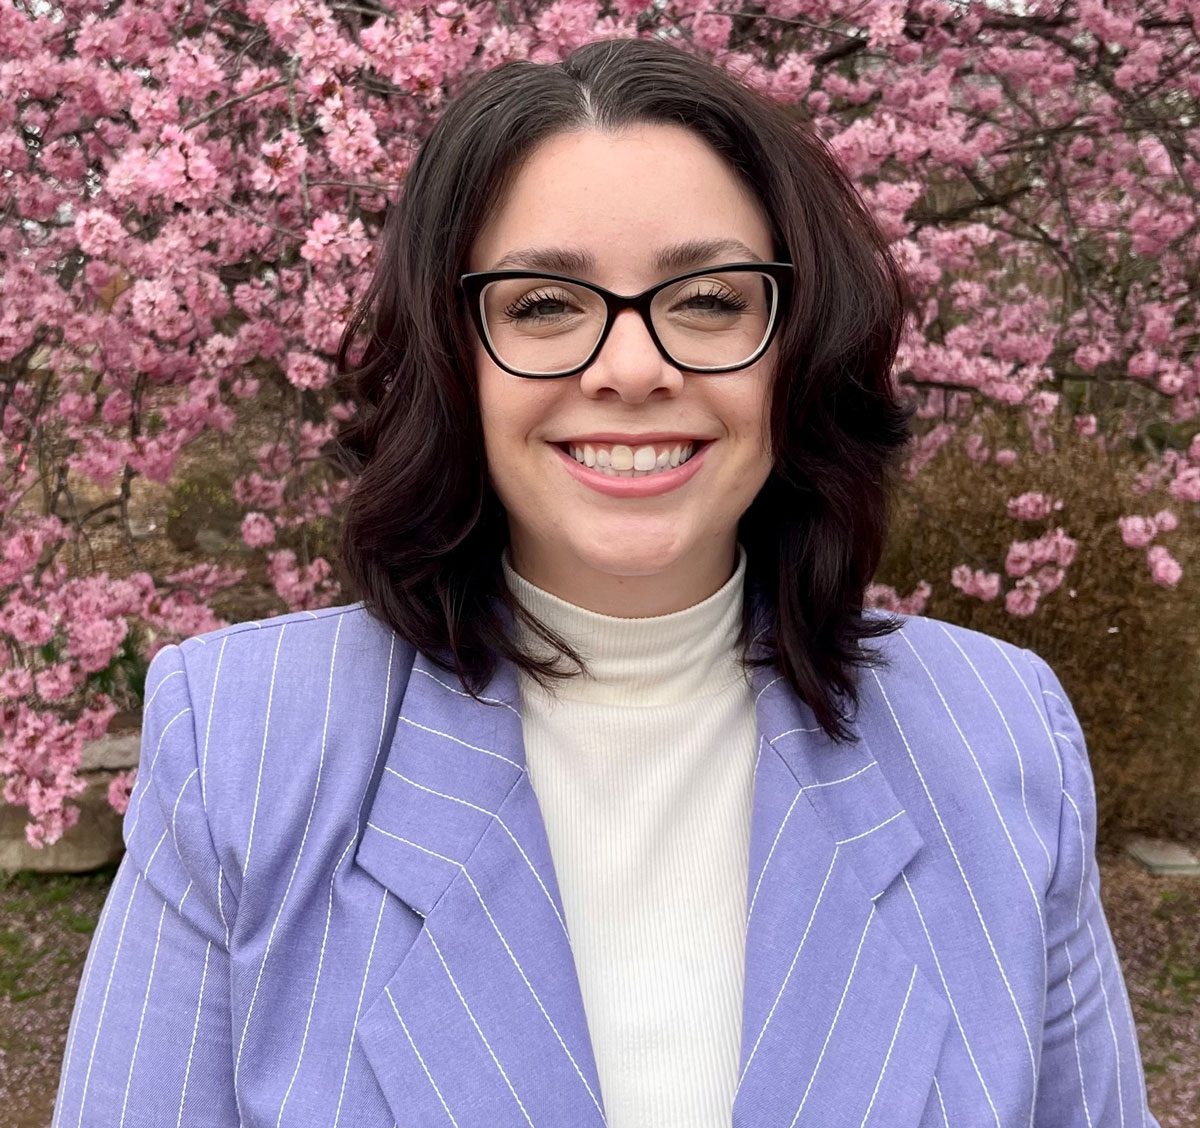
[865,581,932,616]
[2,0,1197,845]
[950,567,1002,602]
[1006,491,1063,522]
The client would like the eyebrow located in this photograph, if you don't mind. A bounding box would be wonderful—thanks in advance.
[488,237,765,276]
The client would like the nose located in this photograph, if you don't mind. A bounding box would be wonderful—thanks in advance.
[577,307,684,402]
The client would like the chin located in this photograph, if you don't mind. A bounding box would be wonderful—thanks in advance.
[571,534,691,579]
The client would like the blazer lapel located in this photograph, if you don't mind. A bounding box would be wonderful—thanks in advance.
[354,646,607,1127]
[734,656,950,1127]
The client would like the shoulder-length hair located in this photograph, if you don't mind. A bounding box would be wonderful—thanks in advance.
[332,35,914,742]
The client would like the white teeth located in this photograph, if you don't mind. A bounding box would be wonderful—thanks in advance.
[565,441,697,476]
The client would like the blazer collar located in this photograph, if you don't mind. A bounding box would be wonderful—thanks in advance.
[354,614,949,1126]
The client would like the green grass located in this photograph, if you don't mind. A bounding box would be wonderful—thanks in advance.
[0,866,118,1003]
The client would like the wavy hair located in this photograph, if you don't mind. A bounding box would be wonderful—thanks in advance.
[332,35,915,741]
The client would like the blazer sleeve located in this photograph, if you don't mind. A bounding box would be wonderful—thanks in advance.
[1025,649,1161,1128]
[53,642,242,1128]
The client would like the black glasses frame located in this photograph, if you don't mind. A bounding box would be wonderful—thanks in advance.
[457,261,794,379]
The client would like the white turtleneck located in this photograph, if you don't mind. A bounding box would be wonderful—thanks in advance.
[500,545,758,1128]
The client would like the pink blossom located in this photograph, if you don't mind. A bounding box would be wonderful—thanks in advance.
[864,580,931,615]
[994,449,1018,467]
[34,662,80,703]
[1027,390,1059,417]
[286,351,332,390]
[1119,515,1158,548]
[1127,349,1159,379]
[107,768,137,815]
[950,565,1001,601]
[1153,509,1179,534]
[0,667,34,699]
[964,433,990,462]
[1169,466,1200,502]
[241,511,277,548]
[1005,577,1040,617]
[1147,545,1183,588]
[1006,492,1061,522]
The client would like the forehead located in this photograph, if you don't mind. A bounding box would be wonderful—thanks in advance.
[468,124,775,284]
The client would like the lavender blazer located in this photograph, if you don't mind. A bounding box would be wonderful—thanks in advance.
[53,599,1158,1127]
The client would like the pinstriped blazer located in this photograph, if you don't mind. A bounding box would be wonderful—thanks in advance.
[53,598,1159,1128]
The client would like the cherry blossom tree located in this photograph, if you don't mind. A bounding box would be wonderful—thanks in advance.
[2,0,1198,844]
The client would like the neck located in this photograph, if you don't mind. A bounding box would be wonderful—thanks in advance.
[504,537,740,618]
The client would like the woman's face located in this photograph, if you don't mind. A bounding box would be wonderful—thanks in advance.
[468,124,778,615]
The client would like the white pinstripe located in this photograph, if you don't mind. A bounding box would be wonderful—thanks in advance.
[276,831,354,1127]
[143,665,183,712]
[199,636,228,813]
[398,714,523,770]
[127,706,192,842]
[332,635,398,1128]
[388,768,572,942]
[333,890,389,1128]
[384,986,461,1127]
[947,628,1052,871]
[871,668,1038,1097]
[236,618,340,1088]
[458,866,606,1118]
[424,928,536,1127]
[76,869,143,1127]
[902,634,1047,955]
[275,618,379,1127]
[170,767,197,844]
[118,901,168,1128]
[755,674,783,704]
[415,665,523,719]
[198,635,233,945]
[1085,915,1126,1127]
[901,871,1000,1126]
[363,820,604,1118]
[745,756,876,924]
[53,854,127,1128]
[1063,934,1095,1128]
[239,625,287,884]
[835,808,903,846]
[787,906,877,1127]
[932,1076,949,1127]
[857,964,917,1127]
[1062,788,1088,927]
[994,647,1065,798]
[737,848,840,1089]
[175,939,212,1128]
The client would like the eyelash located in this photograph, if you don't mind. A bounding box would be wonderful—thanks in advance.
[503,282,750,320]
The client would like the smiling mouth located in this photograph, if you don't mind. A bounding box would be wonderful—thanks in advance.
[552,439,712,477]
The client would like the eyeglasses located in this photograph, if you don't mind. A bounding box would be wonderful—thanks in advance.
[458,261,793,379]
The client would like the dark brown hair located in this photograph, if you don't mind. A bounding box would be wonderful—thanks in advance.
[332,36,914,741]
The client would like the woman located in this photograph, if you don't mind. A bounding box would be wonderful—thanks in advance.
[54,36,1158,1128]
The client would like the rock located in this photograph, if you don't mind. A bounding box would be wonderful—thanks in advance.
[0,771,127,874]
[0,724,143,873]
[79,731,140,773]
[1124,835,1200,876]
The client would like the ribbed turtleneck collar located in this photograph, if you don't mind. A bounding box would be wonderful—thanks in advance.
[500,544,750,707]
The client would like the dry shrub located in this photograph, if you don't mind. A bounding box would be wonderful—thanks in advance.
[877,413,1200,842]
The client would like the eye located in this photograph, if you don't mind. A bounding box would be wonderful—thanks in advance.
[503,289,579,321]
[676,282,750,314]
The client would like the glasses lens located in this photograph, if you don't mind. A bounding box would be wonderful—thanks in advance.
[479,270,778,375]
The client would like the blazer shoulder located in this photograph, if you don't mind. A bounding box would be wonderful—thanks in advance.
[146,603,418,885]
[864,609,1052,707]
[171,600,415,682]
[861,611,1066,800]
